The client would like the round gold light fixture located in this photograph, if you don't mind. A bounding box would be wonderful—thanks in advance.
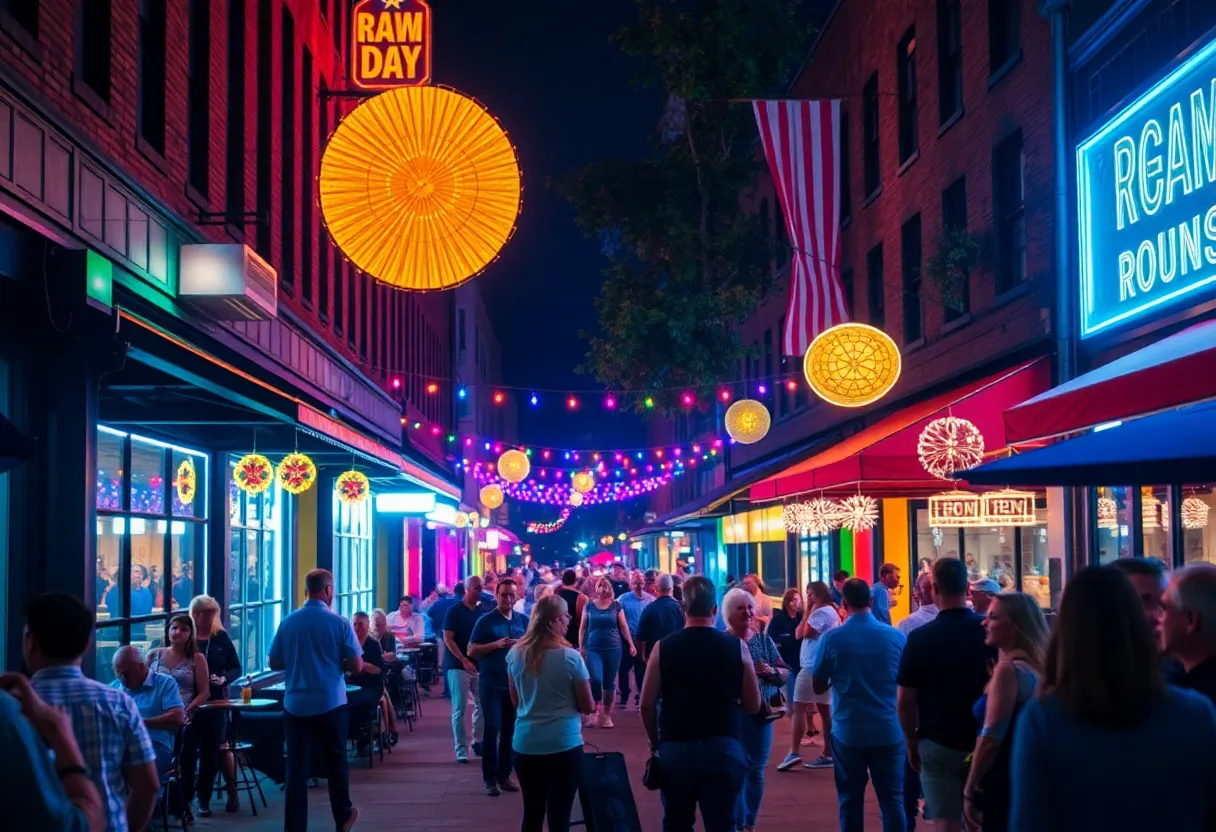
[571,471,596,494]
[479,483,505,510]
[497,449,531,484]
[568,491,585,508]
[319,85,522,291]
[724,399,772,445]
[803,322,902,408]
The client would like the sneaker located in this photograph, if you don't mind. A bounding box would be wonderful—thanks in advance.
[340,807,360,832]
[776,753,802,772]
[472,741,483,757]
[196,803,212,818]
[601,716,615,729]
[484,781,501,797]
[456,752,468,764]
[497,777,520,793]
[805,755,834,769]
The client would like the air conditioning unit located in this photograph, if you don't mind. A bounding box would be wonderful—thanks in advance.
[179,244,278,321]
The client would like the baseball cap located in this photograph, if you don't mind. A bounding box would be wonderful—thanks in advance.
[970,578,1000,594]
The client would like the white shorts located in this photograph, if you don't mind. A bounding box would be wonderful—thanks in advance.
[793,668,830,705]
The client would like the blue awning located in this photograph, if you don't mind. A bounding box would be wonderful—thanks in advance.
[965,401,1216,486]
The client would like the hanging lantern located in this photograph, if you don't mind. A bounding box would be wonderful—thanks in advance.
[803,322,902,408]
[318,85,522,291]
[453,511,470,529]
[782,503,807,534]
[1140,487,1164,530]
[838,495,879,533]
[569,491,585,508]
[929,491,983,528]
[804,498,843,535]
[724,399,772,445]
[175,459,197,506]
[497,449,531,484]
[571,471,596,494]
[233,453,273,495]
[336,470,371,504]
[480,483,505,510]
[917,417,986,480]
[276,452,318,495]
[1097,495,1118,529]
[980,489,1036,526]
[1183,497,1210,530]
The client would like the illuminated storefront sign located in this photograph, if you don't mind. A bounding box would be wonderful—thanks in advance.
[1077,36,1216,337]
[980,489,1037,526]
[928,491,983,528]
[351,0,432,90]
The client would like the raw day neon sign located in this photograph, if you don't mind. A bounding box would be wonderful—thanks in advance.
[1077,37,1216,337]
[351,0,432,90]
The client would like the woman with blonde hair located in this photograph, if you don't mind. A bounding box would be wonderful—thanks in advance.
[742,573,773,630]
[187,594,241,816]
[963,591,1049,831]
[578,576,637,728]
[507,595,595,832]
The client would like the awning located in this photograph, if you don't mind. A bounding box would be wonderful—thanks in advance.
[749,359,1051,502]
[587,551,618,565]
[1003,319,1216,444]
[966,401,1216,486]
[0,411,33,474]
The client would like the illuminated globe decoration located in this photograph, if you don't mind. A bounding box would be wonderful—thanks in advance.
[336,470,371,504]
[571,471,596,494]
[803,323,902,408]
[480,483,505,510]
[724,399,772,445]
[233,454,273,495]
[782,503,806,534]
[497,449,531,484]
[568,491,585,508]
[804,498,843,534]
[1183,497,1211,530]
[473,466,674,506]
[917,417,986,480]
[276,452,318,495]
[319,85,522,291]
[839,495,879,533]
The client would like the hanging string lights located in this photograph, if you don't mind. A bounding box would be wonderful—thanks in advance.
[527,508,572,535]
[474,466,672,506]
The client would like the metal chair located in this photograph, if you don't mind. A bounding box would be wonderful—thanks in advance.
[157,729,188,831]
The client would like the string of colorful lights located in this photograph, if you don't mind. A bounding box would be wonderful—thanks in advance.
[526,508,572,535]
[461,444,719,481]
[389,376,811,406]
[474,467,676,505]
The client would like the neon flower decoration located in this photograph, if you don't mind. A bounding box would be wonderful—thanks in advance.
[839,495,879,533]
[336,470,371,504]
[527,508,572,535]
[234,454,273,495]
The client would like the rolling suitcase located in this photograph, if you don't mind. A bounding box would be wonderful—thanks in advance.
[575,749,644,831]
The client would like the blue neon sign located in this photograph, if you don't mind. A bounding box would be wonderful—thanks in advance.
[1077,36,1216,338]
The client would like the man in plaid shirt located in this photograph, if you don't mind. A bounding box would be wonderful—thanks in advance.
[27,593,160,832]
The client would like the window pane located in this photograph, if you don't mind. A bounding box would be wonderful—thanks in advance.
[1182,489,1216,564]
[172,449,206,518]
[97,430,124,510]
[97,516,123,618]
[129,516,161,616]
[245,487,264,529]
[1141,486,1171,563]
[915,508,959,565]
[229,527,244,605]
[244,529,261,601]
[94,626,124,685]
[262,528,279,601]
[1096,486,1133,564]
[169,521,200,612]
[962,526,1015,589]
[259,602,283,673]
[228,475,242,526]
[1021,508,1053,608]
[130,436,166,514]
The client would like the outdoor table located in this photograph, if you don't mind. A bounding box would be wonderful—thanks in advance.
[262,681,360,694]
[199,698,278,815]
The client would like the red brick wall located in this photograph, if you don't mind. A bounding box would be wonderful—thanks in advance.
[732,0,1057,468]
[0,0,451,443]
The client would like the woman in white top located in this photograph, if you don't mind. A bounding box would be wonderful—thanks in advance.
[742,574,773,630]
[507,595,595,832]
[777,581,840,771]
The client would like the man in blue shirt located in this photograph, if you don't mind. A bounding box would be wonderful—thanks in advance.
[469,578,528,796]
[443,577,486,763]
[812,578,907,832]
[269,569,363,832]
[871,563,900,625]
[617,571,654,707]
[110,646,185,778]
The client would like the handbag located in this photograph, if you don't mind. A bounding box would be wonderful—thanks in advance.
[759,685,788,723]
[754,634,788,722]
[642,753,664,790]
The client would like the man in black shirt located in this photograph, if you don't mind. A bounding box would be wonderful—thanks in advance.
[1163,564,1216,705]
[609,563,630,598]
[349,612,389,751]
[636,573,685,661]
[897,558,995,832]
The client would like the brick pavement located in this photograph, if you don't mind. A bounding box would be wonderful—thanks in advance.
[204,697,885,831]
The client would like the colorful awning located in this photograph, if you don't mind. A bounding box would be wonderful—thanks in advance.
[1003,319,1216,444]
[748,359,1050,502]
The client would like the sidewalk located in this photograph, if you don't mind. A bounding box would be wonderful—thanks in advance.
[205,697,882,830]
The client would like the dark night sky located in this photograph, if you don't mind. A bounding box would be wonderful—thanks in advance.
[432,0,658,452]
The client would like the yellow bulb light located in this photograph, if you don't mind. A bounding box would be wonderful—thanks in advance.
[724,399,772,445]
[480,484,505,510]
[497,449,531,484]
[319,85,522,291]
[571,471,596,494]
[803,322,902,408]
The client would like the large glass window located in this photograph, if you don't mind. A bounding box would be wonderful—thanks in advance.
[798,532,835,590]
[94,427,207,682]
[334,494,373,618]
[228,464,285,676]
[1094,486,1133,564]
[1181,488,1216,564]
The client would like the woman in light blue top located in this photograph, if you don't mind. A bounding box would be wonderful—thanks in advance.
[578,576,637,728]
[507,595,595,832]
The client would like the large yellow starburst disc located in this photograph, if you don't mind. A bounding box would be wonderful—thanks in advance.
[319,85,522,291]
[803,323,902,408]
[480,484,505,511]
[724,399,771,445]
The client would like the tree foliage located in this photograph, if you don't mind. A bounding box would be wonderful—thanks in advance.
[556,0,811,410]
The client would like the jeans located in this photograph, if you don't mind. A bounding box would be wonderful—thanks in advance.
[735,714,774,828]
[284,705,354,832]
[180,708,225,805]
[446,668,483,758]
[617,646,644,702]
[657,736,747,832]
[584,646,621,704]
[784,670,798,708]
[830,736,907,832]
[479,680,517,783]
[515,745,583,832]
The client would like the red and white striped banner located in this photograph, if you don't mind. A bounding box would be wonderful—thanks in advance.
[753,99,850,356]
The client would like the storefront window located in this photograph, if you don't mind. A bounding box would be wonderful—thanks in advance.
[798,532,834,590]
[94,428,207,682]
[1180,488,1216,564]
[1140,486,1171,563]
[1094,486,1133,564]
[334,493,373,618]
[228,466,284,675]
